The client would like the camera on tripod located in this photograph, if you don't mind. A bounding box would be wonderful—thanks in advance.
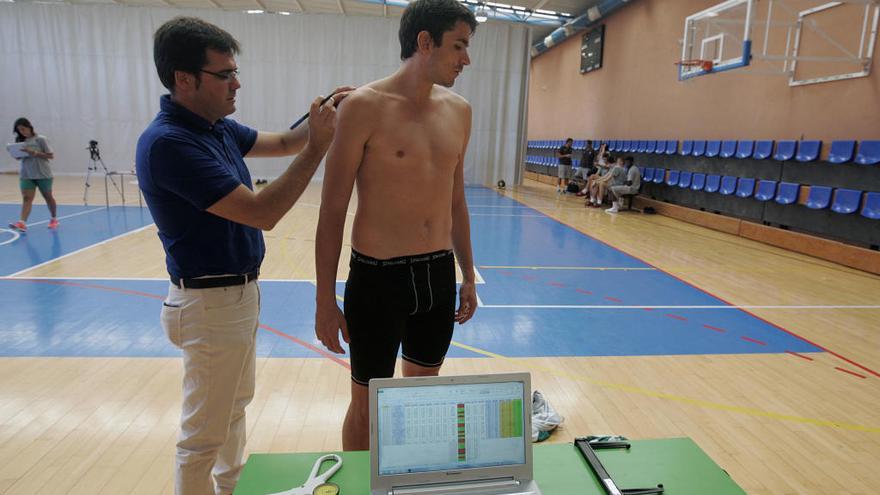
[87,140,101,161]
[83,138,122,205]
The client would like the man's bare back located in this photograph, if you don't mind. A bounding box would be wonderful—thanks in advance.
[348,80,470,258]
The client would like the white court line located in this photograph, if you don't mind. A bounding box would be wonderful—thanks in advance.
[0,228,21,247]
[479,304,880,310]
[469,213,546,218]
[7,224,155,277]
[467,205,532,209]
[27,206,108,227]
[480,266,656,271]
[1,274,487,284]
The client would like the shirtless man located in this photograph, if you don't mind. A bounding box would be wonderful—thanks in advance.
[314,0,478,451]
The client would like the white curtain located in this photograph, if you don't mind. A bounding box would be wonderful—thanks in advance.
[0,3,529,185]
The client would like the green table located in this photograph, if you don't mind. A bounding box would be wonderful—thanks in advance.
[235,438,745,495]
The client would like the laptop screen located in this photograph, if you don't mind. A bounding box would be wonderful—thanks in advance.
[375,380,527,476]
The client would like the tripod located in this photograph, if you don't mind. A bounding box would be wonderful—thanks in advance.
[83,142,121,206]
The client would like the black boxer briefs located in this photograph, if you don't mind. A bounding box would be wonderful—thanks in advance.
[344,249,457,385]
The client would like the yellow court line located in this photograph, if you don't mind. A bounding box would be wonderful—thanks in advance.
[449,341,880,433]
[479,265,655,271]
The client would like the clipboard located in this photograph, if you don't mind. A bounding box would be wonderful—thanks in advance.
[6,143,30,159]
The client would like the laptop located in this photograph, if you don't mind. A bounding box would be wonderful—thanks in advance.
[369,372,542,495]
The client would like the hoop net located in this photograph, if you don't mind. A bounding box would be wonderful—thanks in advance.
[675,59,714,72]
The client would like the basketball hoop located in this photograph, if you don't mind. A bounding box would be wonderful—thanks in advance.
[675,59,714,72]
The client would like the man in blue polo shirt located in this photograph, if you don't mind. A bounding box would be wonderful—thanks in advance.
[136,17,347,495]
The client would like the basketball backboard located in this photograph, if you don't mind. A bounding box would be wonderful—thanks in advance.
[679,0,878,86]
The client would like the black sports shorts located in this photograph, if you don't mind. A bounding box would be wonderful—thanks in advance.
[344,249,456,385]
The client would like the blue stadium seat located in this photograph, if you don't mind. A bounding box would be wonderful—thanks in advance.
[593,140,602,150]
[608,140,617,151]
[795,140,821,162]
[666,170,680,186]
[619,140,629,152]
[719,175,737,195]
[862,192,880,219]
[831,189,861,214]
[705,140,721,158]
[653,169,666,184]
[774,140,796,161]
[678,171,693,188]
[665,140,678,155]
[754,180,777,201]
[638,140,648,153]
[643,167,654,182]
[705,174,721,193]
[753,140,774,160]
[736,140,754,159]
[720,140,738,158]
[805,186,832,209]
[654,140,667,154]
[828,140,855,164]
[691,173,706,191]
[681,140,694,155]
[855,140,880,165]
[735,178,756,198]
[775,182,800,205]
[692,140,707,156]
[646,140,656,153]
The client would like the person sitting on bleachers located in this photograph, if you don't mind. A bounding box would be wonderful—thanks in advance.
[574,141,598,196]
[578,149,609,197]
[606,156,641,214]
[587,156,624,208]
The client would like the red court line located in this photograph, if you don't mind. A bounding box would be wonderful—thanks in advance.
[575,288,593,295]
[549,282,566,288]
[666,314,688,321]
[497,190,879,379]
[260,324,351,369]
[741,336,768,346]
[604,296,623,303]
[703,324,726,333]
[787,351,814,361]
[4,278,165,300]
[2,278,348,367]
[835,367,867,379]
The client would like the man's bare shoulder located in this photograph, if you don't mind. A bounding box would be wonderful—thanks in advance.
[433,85,471,112]
[338,86,383,116]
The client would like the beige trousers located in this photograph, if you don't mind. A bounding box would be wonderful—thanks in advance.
[162,281,260,495]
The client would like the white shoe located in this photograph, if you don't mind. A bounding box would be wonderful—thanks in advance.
[605,202,619,214]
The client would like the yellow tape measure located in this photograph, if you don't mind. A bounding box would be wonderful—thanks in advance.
[313,482,340,495]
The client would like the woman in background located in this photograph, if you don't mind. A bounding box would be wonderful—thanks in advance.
[9,118,58,231]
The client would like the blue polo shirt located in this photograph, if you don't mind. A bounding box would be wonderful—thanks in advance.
[136,95,263,280]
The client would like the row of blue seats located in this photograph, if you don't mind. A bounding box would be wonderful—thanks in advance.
[526,139,880,165]
[528,140,591,151]
[641,167,879,219]
[525,156,583,168]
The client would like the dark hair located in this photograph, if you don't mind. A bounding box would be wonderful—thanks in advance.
[399,0,477,60]
[624,156,634,165]
[565,138,573,143]
[153,17,240,93]
[13,117,33,143]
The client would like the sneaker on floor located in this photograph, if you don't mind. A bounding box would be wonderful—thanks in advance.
[8,221,26,232]
[48,218,60,229]
[605,206,619,214]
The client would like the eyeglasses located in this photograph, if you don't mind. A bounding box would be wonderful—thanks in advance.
[199,68,240,82]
